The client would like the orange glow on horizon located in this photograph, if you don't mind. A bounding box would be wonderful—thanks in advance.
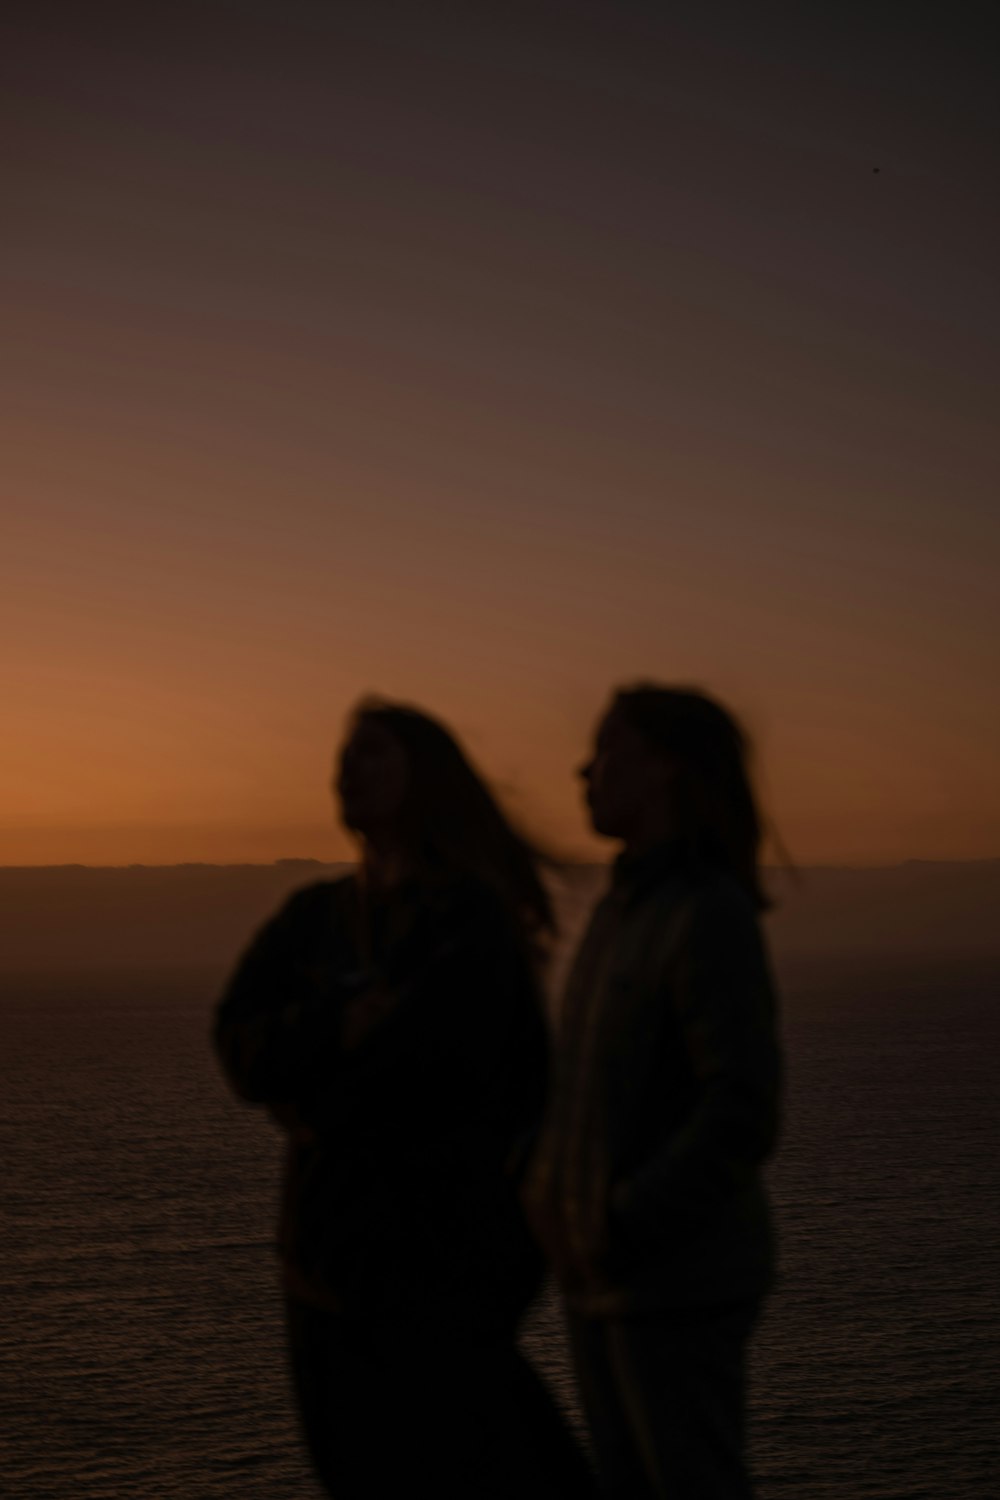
[3,12,997,868]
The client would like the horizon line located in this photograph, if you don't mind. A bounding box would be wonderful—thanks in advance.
[2,857,999,873]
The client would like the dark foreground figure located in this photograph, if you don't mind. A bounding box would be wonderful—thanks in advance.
[525,686,783,1499]
[214,700,594,1497]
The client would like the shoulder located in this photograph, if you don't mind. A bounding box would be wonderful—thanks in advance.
[670,872,773,994]
[420,872,530,954]
[661,869,763,953]
[270,877,351,928]
[422,870,501,916]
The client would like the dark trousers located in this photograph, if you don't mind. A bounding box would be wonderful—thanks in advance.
[568,1302,760,1500]
[287,1298,597,1498]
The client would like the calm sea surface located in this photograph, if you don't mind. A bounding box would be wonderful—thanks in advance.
[3,956,998,1498]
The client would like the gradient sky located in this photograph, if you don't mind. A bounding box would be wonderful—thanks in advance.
[3,3,998,865]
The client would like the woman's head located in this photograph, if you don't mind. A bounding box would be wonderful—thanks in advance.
[336,710,412,840]
[582,684,770,908]
[335,697,555,937]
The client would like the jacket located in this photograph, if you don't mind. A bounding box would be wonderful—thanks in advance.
[524,843,782,1315]
[213,872,549,1332]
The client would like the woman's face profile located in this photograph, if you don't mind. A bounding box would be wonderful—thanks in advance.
[335,716,410,836]
[580,707,675,841]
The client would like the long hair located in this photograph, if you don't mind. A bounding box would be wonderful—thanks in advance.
[349,697,556,944]
[613,684,771,910]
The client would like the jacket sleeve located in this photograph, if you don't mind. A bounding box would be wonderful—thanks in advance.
[212,885,346,1105]
[614,883,782,1237]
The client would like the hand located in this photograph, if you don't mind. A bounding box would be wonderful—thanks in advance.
[340,982,397,1050]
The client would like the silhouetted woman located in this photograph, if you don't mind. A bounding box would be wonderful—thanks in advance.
[213,699,593,1498]
[524,685,782,1499]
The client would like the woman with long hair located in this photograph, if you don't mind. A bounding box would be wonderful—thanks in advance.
[213,698,593,1497]
[524,684,783,1498]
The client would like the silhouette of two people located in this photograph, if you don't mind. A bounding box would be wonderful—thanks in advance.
[214,685,782,1499]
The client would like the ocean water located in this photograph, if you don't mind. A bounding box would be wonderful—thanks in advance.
[3,956,998,1498]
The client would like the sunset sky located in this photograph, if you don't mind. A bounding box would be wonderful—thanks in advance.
[3,3,997,866]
